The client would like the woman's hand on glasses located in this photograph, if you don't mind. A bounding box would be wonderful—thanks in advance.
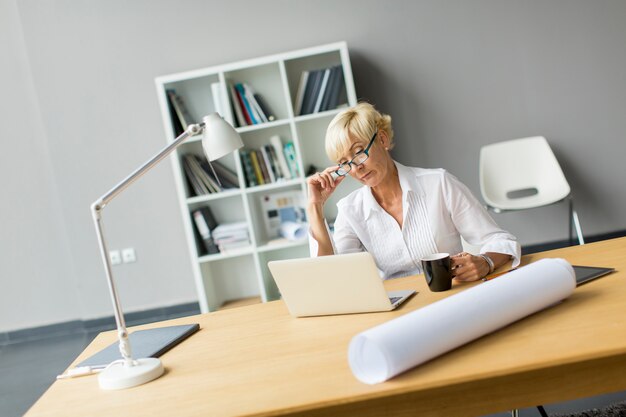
[307,167,345,206]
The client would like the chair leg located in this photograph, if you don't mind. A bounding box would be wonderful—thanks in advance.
[568,198,585,246]
[572,209,584,245]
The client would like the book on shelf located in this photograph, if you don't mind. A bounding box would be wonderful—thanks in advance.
[243,83,268,124]
[182,154,239,196]
[297,65,346,115]
[235,83,258,125]
[211,82,231,120]
[229,84,247,127]
[248,149,265,185]
[255,149,272,184]
[192,206,220,255]
[166,90,184,136]
[166,89,196,132]
[253,93,275,122]
[269,135,292,180]
[209,159,239,188]
[182,158,208,196]
[240,150,258,187]
[264,144,285,181]
[300,69,323,116]
[260,190,307,240]
[320,66,343,112]
[241,137,298,188]
[293,70,310,116]
[259,146,277,183]
[312,68,332,114]
[283,142,299,177]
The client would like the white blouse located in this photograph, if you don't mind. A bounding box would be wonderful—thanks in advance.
[311,161,521,279]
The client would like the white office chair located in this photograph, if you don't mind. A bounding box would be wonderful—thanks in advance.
[479,136,584,246]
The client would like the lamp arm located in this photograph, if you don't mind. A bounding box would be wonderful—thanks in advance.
[95,122,205,210]
[90,122,205,365]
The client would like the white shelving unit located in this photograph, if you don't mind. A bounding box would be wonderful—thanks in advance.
[155,42,358,312]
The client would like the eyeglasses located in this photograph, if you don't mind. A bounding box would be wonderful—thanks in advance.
[335,132,377,177]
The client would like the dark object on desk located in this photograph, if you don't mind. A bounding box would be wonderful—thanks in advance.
[77,324,200,368]
[573,265,615,286]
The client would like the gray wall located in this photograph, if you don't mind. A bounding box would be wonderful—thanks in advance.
[2,0,625,331]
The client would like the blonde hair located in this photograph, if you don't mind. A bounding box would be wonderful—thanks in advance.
[325,102,394,163]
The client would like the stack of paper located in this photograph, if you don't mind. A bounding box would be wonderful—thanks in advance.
[212,222,251,252]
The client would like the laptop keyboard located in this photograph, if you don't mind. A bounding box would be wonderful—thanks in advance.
[389,296,402,304]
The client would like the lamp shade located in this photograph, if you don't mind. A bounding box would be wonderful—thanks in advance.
[201,113,244,161]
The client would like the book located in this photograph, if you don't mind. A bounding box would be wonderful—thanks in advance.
[249,149,265,185]
[184,154,219,193]
[326,66,345,110]
[211,82,224,118]
[269,135,292,180]
[240,150,258,187]
[166,90,185,136]
[283,142,299,177]
[259,146,277,183]
[294,70,309,116]
[264,144,284,181]
[229,84,247,127]
[182,158,207,196]
[312,68,332,114]
[253,94,275,122]
[255,149,272,184]
[300,69,324,115]
[192,206,219,255]
[167,89,195,130]
[209,160,239,188]
[260,190,307,239]
[320,66,341,112]
[235,83,258,124]
[243,83,268,123]
[196,156,238,190]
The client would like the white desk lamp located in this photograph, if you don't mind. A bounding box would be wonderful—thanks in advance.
[91,113,243,390]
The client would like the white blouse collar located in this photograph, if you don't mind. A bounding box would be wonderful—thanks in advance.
[362,160,425,218]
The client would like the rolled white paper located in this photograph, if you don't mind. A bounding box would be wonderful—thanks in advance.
[348,258,576,384]
[279,221,308,241]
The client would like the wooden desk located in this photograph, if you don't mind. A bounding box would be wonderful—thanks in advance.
[26,238,626,417]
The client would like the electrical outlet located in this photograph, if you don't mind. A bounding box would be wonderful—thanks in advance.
[122,247,136,263]
[109,250,122,265]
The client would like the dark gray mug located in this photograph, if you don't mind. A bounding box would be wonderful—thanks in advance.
[421,253,452,292]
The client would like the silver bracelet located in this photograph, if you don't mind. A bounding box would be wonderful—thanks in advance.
[479,254,495,275]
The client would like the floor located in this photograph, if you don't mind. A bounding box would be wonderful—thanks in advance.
[2,326,626,417]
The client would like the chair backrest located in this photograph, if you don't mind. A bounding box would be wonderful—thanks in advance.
[479,136,571,210]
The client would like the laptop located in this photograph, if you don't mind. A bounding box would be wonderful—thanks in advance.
[267,252,416,317]
[573,265,615,286]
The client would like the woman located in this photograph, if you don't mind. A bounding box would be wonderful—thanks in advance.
[307,102,520,281]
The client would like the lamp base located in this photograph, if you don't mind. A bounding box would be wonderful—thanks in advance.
[98,358,164,390]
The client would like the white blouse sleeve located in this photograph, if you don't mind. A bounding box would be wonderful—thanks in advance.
[442,171,521,267]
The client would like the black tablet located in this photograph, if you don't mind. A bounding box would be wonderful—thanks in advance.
[573,265,615,286]
[77,323,200,368]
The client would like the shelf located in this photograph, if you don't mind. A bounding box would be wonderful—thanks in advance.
[197,246,254,263]
[155,41,357,312]
[243,178,303,194]
[236,119,291,134]
[257,239,308,253]
[186,188,243,204]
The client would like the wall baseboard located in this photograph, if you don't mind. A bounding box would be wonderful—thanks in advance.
[3,229,625,346]
[1,302,200,346]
